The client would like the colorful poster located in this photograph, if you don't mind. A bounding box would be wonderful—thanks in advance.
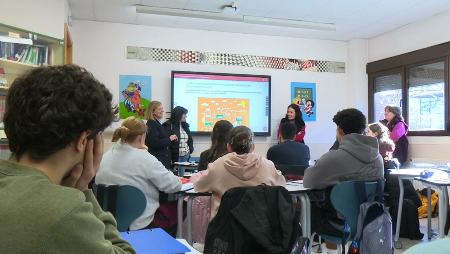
[119,75,151,119]
[291,82,316,121]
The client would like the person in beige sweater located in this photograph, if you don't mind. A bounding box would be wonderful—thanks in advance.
[193,126,286,221]
[0,65,134,254]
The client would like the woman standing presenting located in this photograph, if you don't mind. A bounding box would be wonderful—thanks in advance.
[381,105,409,165]
[145,101,178,169]
[277,103,306,143]
[163,106,194,164]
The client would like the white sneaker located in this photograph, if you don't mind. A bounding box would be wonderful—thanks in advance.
[192,242,205,252]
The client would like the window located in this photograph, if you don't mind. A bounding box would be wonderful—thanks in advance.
[408,61,446,131]
[367,43,450,136]
[373,73,403,121]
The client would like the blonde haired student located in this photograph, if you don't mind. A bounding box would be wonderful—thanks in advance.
[96,116,182,230]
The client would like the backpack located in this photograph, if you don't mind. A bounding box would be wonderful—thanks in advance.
[352,201,393,254]
[348,182,393,254]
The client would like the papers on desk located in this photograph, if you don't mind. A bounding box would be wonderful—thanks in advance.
[286,180,303,185]
[120,228,190,254]
[181,182,194,191]
[174,162,198,166]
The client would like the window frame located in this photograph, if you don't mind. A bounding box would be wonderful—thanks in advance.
[367,42,450,136]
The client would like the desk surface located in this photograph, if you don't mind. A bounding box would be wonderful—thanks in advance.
[181,182,309,196]
[389,168,428,177]
[415,175,450,186]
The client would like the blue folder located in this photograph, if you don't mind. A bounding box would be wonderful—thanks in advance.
[120,228,190,254]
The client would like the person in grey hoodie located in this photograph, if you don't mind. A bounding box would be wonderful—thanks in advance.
[303,108,384,253]
[304,108,384,189]
[193,126,286,221]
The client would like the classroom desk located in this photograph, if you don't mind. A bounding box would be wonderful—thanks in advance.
[176,182,311,246]
[388,168,424,249]
[173,162,198,176]
[414,172,450,239]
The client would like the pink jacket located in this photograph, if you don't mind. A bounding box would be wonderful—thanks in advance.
[193,152,286,220]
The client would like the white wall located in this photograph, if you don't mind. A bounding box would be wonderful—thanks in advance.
[71,20,355,160]
[369,10,450,163]
[0,0,67,39]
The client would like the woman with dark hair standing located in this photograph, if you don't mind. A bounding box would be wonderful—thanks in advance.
[277,103,306,143]
[381,105,409,165]
[198,120,234,171]
[163,106,194,164]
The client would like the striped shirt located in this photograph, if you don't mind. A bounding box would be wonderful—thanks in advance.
[179,127,190,156]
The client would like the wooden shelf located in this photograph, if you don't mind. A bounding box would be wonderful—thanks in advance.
[0,58,38,74]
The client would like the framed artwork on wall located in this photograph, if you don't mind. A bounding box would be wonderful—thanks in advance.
[291,82,316,121]
[119,75,152,119]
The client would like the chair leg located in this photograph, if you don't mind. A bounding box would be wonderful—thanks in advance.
[317,235,322,253]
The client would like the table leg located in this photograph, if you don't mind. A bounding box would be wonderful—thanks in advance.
[443,187,449,236]
[394,177,405,249]
[187,196,194,245]
[438,186,448,238]
[176,194,184,238]
[298,193,311,238]
[427,187,432,239]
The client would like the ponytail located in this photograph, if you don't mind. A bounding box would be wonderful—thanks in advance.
[111,116,147,143]
[112,126,131,142]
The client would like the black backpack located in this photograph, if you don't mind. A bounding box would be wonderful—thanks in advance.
[204,185,300,254]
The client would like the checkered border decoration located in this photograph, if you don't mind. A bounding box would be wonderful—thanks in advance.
[126,46,345,73]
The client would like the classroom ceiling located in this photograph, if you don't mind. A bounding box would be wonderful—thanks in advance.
[68,0,450,41]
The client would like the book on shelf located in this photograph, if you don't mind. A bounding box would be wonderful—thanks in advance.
[0,41,50,66]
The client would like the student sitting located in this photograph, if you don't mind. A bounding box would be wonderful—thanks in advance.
[193,126,286,220]
[0,65,135,253]
[303,108,384,253]
[185,120,233,245]
[197,120,234,171]
[267,122,310,166]
[367,122,396,169]
[96,116,181,231]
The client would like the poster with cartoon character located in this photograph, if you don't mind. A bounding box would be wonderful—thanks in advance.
[119,75,151,119]
[290,82,316,121]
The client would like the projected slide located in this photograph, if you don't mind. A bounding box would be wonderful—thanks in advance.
[172,72,270,135]
[198,98,250,132]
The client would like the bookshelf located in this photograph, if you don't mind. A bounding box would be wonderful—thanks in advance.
[0,23,64,154]
[0,22,64,88]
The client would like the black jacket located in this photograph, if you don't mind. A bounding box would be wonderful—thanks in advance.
[145,119,172,169]
[204,185,299,254]
[267,140,310,166]
[162,121,194,164]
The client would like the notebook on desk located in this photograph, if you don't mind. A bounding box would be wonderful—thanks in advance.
[120,228,190,254]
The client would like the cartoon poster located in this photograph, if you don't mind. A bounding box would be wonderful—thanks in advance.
[291,82,316,121]
[119,75,151,119]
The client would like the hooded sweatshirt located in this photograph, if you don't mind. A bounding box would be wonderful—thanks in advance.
[194,152,286,220]
[303,133,384,189]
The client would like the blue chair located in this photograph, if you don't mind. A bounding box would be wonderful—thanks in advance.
[316,180,383,253]
[94,184,147,232]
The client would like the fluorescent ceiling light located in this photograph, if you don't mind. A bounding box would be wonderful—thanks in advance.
[0,35,33,45]
[135,5,336,31]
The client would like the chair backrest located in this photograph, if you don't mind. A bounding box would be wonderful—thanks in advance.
[204,185,300,254]
[93,184,146,232]
[330,180,383,240]
[275,164,307,176]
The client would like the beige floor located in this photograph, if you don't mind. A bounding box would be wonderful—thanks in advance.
[310,218,441,254]
[192,218,442,253]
